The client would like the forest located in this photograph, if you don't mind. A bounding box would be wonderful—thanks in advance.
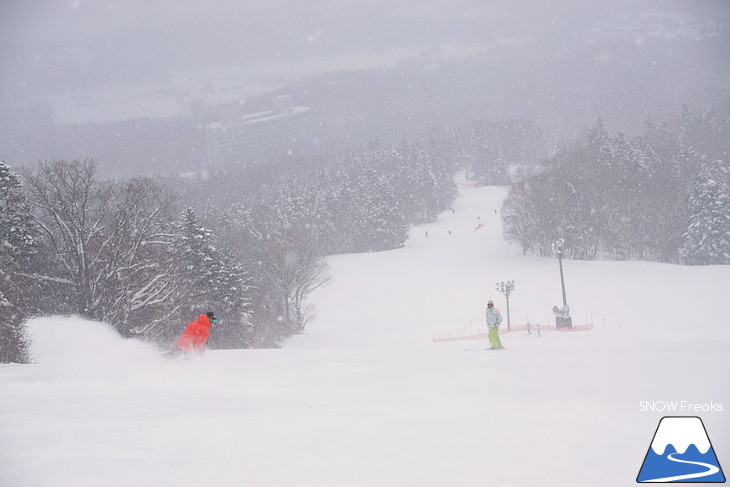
[501,104,730,264]
[0,136,458,361]
[2,104,728,363]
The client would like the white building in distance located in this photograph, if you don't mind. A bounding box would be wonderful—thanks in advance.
[205,95,314,167]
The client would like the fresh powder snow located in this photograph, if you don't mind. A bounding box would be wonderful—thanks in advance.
[1,183,728,486]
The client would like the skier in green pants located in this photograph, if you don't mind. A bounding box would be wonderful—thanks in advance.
[485,299,504,349]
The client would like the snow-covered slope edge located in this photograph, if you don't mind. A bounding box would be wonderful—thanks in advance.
[1,183,728,487]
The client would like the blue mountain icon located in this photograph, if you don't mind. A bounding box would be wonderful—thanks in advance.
[637,417,725,483]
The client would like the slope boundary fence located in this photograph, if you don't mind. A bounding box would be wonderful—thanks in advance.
[432,317,593,343]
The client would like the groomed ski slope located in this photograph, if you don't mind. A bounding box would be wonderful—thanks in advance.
[1,182,729,487]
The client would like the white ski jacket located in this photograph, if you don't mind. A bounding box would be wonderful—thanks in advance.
[485,307,503,329]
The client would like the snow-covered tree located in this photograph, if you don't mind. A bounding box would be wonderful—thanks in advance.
[174,207,253,348]
[170,136,454,345]
[0,161,37,363]
[561,180,598,260]
[500,110,728,263]
[680,160,730,265]
[351,161,406,252]
[470,134,509,186]
[0,161,36,257]
[502,181,538,255]
[21,160,181,339]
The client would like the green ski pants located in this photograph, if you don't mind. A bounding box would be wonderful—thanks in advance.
[488,326,502,349]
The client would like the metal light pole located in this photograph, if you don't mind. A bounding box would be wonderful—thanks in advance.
[552,238,572,328]
[554,238,568,311]
[495,280,515,332]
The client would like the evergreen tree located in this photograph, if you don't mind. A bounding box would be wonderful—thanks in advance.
[175,207,253,348]
[562,180,598,260]
[501,181,537,255]
[471,136,510,186]
[677,104,695,148]
[0,162,36,256]
[395,145,436,223]
[0,161,37,363]
[680,160,730,265]
[501,110,728,263]
[351,162,406,252]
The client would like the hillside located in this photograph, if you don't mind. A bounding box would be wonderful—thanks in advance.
[1,182,728,486]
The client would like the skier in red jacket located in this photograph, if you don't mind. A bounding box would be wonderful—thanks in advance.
[176,312,216,354]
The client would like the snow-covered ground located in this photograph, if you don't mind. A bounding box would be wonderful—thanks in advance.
[1,183,728,487]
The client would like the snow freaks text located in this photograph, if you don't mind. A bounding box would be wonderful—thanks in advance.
[639,401,724,413]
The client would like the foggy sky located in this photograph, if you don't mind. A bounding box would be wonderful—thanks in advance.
[3,0,727,98]
[1,0,729,173]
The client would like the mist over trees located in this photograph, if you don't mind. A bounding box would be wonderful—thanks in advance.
[0,136,457,361]
[176,141,457,344]
[4,97,729,363]
[501,104,730,263]
[2,99,729,362]
[2,2,729,363]
[3,3,728,177]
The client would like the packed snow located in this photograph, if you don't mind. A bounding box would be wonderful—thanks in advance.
[1,183,728,487]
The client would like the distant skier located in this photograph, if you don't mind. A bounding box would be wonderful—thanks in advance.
[175,312,216,355]
[485,300,504,350]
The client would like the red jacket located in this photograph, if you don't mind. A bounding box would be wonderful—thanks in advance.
[176,314,212,353]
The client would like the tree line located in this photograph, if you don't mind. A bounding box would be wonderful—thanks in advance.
[5,104,725,363]
[501,105,730,264]
[0,140,456,362]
